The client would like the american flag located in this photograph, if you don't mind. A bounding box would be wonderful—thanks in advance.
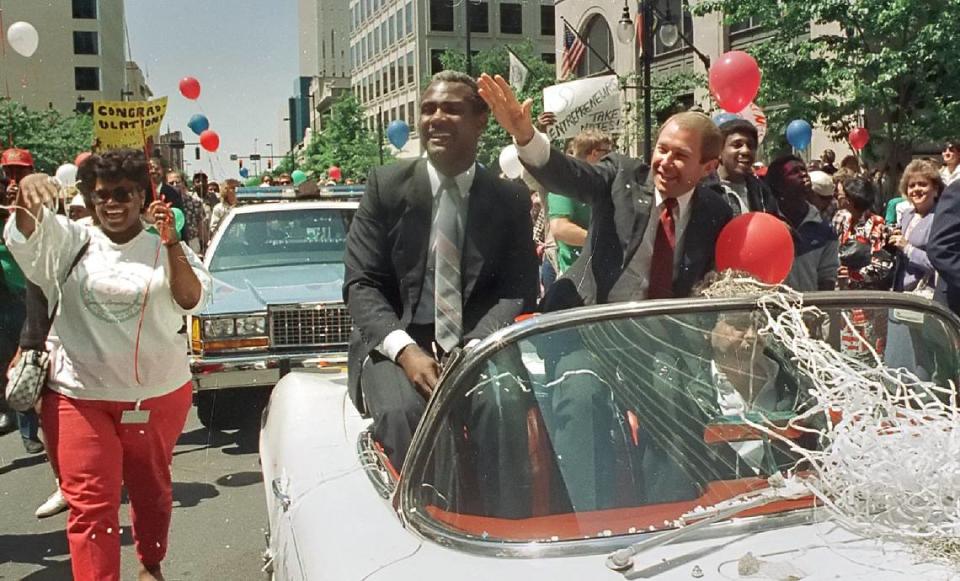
[560,21,586,80]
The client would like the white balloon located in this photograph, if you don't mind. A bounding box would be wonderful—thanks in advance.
[499,145,523,179]
[7,21,39,58]
[735,102,768,144]
[55,163,78,187]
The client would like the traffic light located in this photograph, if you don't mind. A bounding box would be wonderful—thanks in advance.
[195,147,200,160]
[239,159,243,169]
[267,158,272,169]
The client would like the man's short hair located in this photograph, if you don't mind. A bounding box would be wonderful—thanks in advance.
[821,149,836,163]
[660,112,723,162]
[425,70,488,114]
[223,178,240,188]
[149,157,167,170]
[718,119,758,147]
[765,154,805,193]
[570,129,613,158]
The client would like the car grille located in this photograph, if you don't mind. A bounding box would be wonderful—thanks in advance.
[268,303,352,349]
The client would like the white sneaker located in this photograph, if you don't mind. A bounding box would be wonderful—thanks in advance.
[35,488,68,518]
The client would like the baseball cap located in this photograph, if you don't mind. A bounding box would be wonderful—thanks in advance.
[1,148,34,168]
[809,170,834,198]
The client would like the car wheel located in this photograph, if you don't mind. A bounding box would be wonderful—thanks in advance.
[196,388,271,430]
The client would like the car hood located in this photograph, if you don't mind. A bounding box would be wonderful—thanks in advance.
[203,263,344,315]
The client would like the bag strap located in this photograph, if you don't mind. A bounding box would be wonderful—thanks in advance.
[17,240,90,350]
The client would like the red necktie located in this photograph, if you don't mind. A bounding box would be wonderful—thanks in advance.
[647,198,677,299]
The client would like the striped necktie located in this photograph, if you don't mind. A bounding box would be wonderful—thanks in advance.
[434,178,463,351]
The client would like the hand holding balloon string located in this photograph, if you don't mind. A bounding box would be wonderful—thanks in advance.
[148,197,178,246]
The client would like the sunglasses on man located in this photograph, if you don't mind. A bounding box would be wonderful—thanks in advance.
[91,185,141,205]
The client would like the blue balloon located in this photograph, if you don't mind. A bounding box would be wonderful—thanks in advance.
[386,120,410,149]
[785,119,812,150]
[187,113,210,136]
[712,112,740,127]
[239,167,249,178]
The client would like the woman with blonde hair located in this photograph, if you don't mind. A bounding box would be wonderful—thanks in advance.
[889,159,944,292]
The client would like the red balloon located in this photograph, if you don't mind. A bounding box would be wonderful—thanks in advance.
[179,76,201,100]
[328,165,342,181]
[74,151,92,167]
[715,212,794,284]
[199,129,219,152]
[709,51,762,113]
[849,127,870,150]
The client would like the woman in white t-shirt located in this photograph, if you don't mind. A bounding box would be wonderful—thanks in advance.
[4,149,212,581]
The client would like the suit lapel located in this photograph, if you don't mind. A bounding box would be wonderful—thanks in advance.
[622,174,656,265]
[677,187,711,280]
[462,166,491,300]
[405,160,433,307]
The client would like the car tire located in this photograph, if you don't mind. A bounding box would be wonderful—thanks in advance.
[197,388,271,430]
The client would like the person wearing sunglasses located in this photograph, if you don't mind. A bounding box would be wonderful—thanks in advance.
[3,148,212,581]
[941,141,960,187]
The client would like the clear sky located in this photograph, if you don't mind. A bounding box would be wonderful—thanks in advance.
[125,0,298,180]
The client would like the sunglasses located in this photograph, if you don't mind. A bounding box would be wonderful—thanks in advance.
[92,186,140,204]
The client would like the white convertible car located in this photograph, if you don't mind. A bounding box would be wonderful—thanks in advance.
[260,291,960,580]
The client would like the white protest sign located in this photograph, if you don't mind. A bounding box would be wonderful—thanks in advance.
[543,75,622,140]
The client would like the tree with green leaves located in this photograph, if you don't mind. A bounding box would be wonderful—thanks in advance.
[0,98,93,173]
[694,0,960,183]
[437,41,556,169]
[301,94,387,182]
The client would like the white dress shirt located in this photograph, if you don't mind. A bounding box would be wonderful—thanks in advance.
[378,160,475,361]
[516,130,693,300]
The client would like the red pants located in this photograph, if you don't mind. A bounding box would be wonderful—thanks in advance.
[41,383,192,581]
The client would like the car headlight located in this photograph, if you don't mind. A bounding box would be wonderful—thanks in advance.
[203,317,235,338]
[235,316,267,336]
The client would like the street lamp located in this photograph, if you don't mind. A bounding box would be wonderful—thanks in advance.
[616,0,711,162]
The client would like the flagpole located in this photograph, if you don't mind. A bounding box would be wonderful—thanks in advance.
[560,17,616,77]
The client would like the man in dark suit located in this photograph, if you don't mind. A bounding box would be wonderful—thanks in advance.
[477,74,732,309]
[478,73,732,510]
[928,180,960,314]
[343,71,538,468]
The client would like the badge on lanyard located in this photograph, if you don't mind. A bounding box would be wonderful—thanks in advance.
[121,400,151,424]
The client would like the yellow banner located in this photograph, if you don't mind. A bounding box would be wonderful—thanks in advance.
[92,97,168,150]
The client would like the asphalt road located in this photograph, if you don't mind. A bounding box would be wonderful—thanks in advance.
[0,405,268,580]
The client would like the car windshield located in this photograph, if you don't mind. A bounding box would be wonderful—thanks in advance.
[208,208,352,272]
[410,301,960,544]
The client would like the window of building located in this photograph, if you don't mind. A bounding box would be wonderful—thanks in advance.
[397,57,404,87]
[500,3,522,34]
[729,16,762,35]
[430,0,454,32]
[389,13,396,45]
[75,66,100,91]
[375,71,381,98]
[389,60,396,92]
[381,22,387,49]
[73,31,98,55]
[541,52,556,65]
[653,0,694,56]
[408,102,416,129]
[575,15,614,77]
[407,50,415,84]
[72,0,97,19]
[540,4,555,36]
[405,2,414,36]
[469,0,489,33]
[374,27,380,53]
[431,49,446,74]
[383,68,389,94]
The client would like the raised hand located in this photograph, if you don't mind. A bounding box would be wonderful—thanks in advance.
[14,173,59,237]
[477,73,536,145]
